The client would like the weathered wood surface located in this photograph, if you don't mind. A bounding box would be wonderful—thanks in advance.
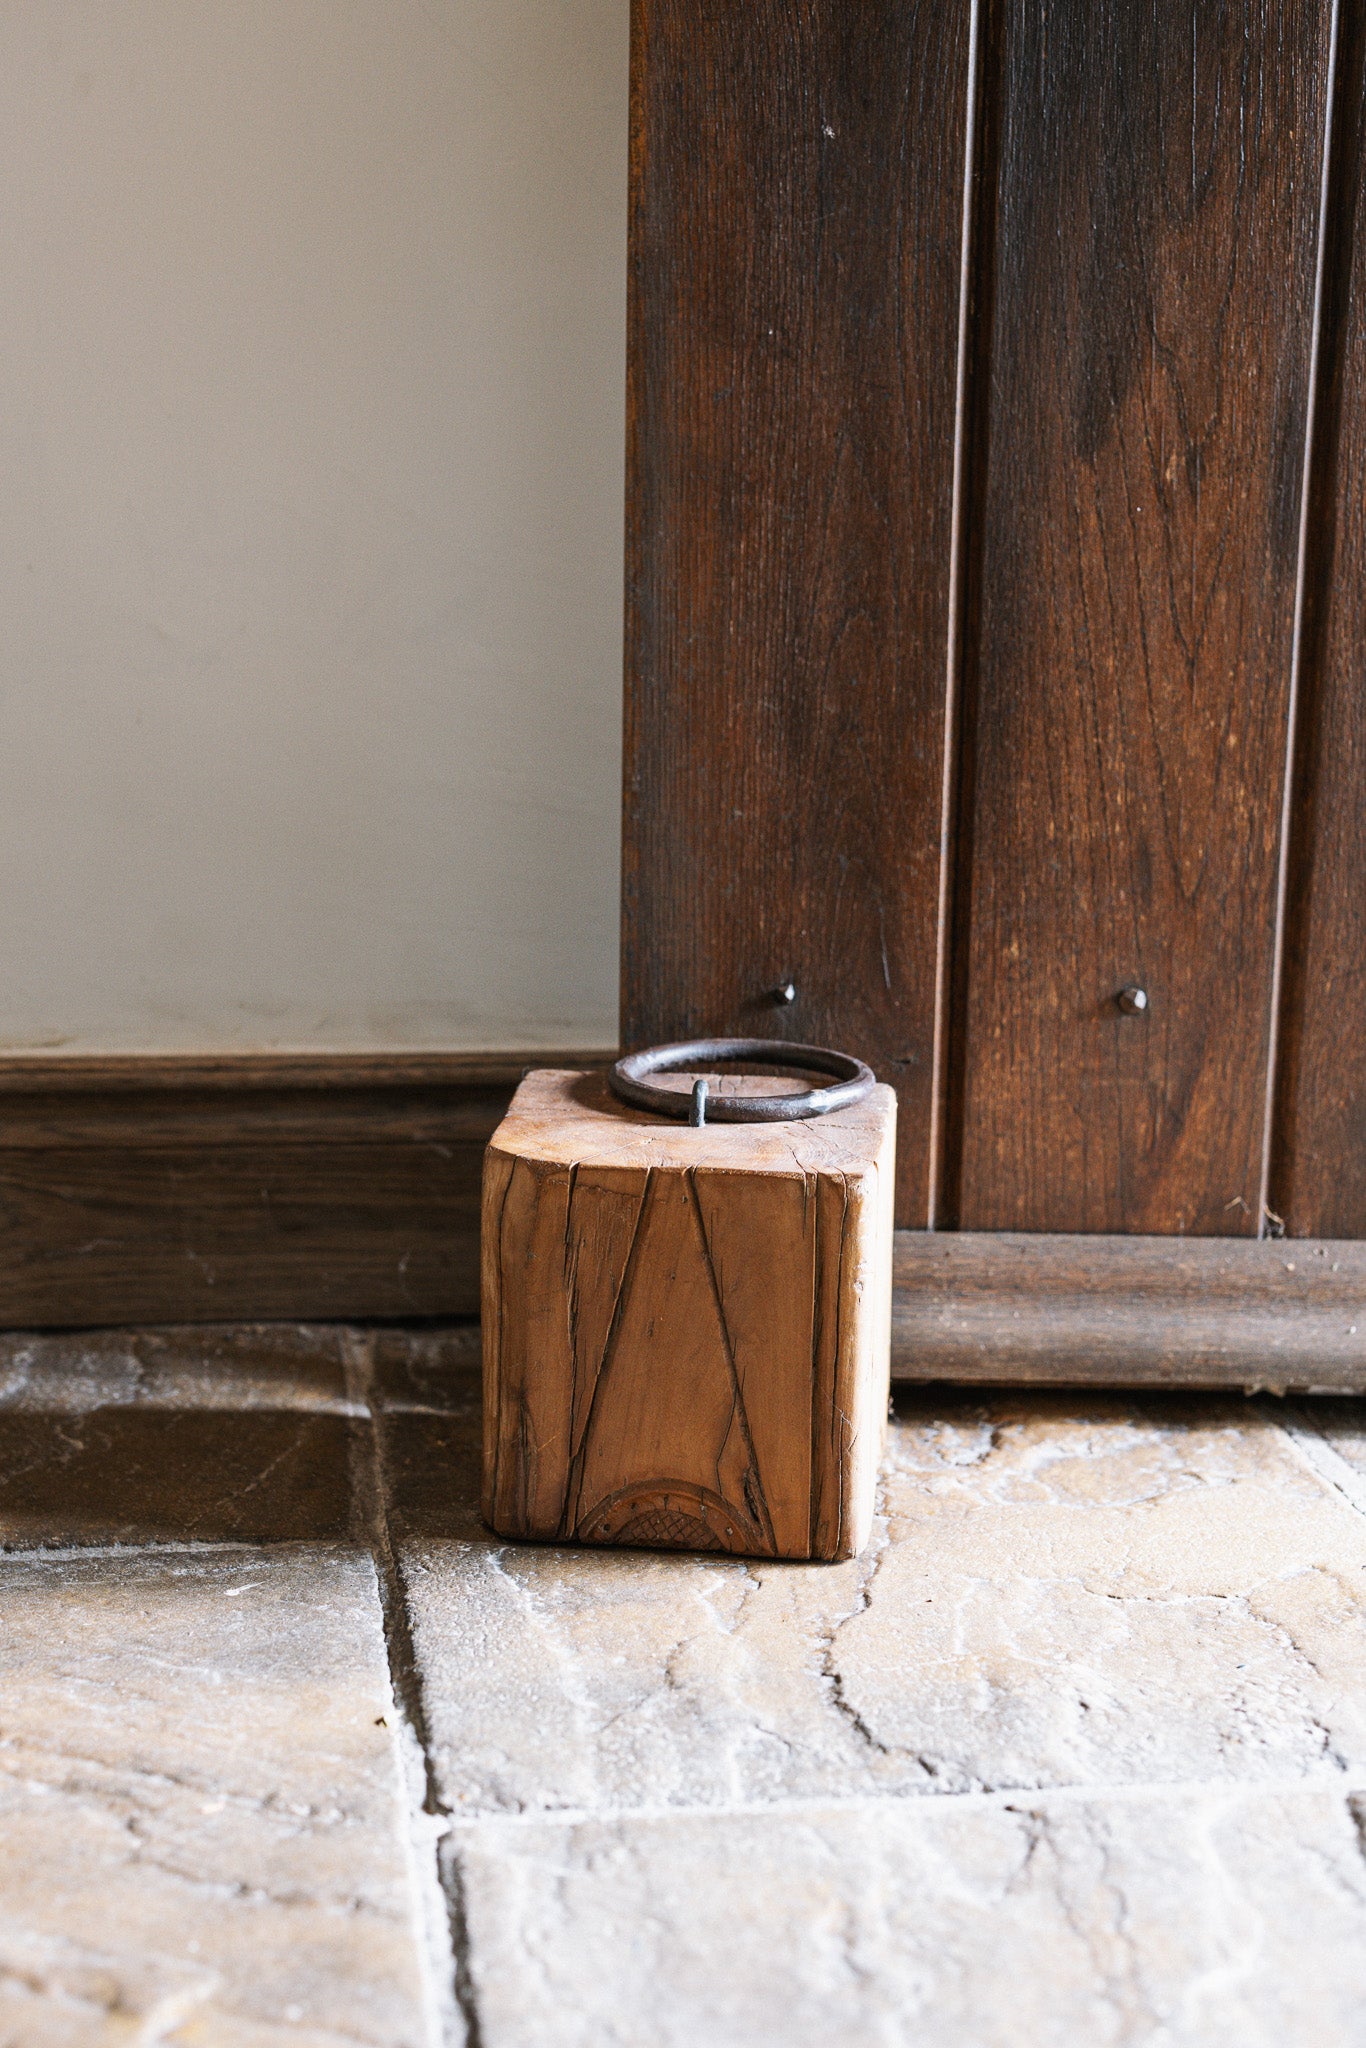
[482,1070,896,1561]
[892,1231,1366,1392]
[1274,3,1366,1237]
[951,0,1335,1235]
[0,1052,608,1327]
[623,0,972,1228]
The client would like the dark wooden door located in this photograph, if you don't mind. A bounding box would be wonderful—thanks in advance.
[624,0,1362,1242]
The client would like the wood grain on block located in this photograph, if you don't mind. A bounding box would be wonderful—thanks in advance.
[482,1071,896,1561]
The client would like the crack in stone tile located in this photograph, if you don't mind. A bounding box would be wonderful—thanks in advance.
[812,1496,909,1768]
[1271,1403,1366,1522]
[1348,1794,1366,1873]
[693,1553,765,1639]
[117,1818,373,1915]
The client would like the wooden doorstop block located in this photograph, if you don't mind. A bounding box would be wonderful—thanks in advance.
[481,1069,896,1560]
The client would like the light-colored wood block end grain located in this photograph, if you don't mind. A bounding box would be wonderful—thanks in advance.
[481,1070,896,1561]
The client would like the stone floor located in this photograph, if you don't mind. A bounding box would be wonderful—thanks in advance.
[1,1327,1365,2045]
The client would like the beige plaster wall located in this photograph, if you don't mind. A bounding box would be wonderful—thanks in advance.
[0,0,626,1052]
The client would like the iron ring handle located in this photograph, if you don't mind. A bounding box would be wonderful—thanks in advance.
[609,1038,876,1126]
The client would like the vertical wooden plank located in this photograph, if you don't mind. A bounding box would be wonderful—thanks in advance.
[1273,3,1366,1238]
[623,0,972,1226]
[953,0,1335,1234]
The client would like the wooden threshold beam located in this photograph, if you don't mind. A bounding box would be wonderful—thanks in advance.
[892,1232,1366,1393]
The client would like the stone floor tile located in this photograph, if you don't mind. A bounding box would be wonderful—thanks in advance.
[842,1390,1366,1790]
[0,1326,354,1414]
[368,1324,481,1417]
[397,1388,1366,1814]
[366,1330,482,1559]
[0,1545,430,2046]
[1,1326,1358,2047]
[373,1362,482,1547]
[0,1327,360,1547]
[454,1784,1366,2048]
[0,1410,359,1549]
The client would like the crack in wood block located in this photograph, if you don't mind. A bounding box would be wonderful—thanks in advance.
[481,1071,896,1561]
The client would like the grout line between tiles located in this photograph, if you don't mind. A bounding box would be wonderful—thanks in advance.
[435,1771,1366,1837]
[344,1332,479,2048]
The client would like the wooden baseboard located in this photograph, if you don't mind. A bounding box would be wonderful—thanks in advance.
[0,1052,611,1328]
[892,1231,1366,1393]
[1,1055,1361,1390]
